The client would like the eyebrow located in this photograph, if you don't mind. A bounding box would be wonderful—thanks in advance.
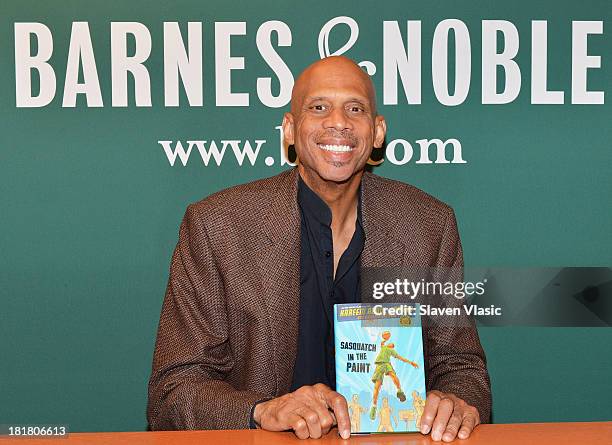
[305,96,370,105]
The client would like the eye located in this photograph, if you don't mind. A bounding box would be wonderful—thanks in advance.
[348,104,365,113]
[310,104,327,111]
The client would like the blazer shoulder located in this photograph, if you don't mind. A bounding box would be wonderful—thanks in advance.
[187,169,294,221]
[364,172,454,219]
[363,172,461,266]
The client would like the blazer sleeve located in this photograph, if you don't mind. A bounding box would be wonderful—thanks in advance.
[424,207,492,423]
[147,204,266,430]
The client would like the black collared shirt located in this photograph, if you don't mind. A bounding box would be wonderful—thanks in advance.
[290,175,365,390]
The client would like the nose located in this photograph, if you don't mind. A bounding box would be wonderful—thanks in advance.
[322,106,353,131]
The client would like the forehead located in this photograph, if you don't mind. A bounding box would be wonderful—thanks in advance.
[303,91,370,104]
[295,64,374,105]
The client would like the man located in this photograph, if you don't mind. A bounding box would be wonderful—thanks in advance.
[370,332,419,420]
[147,56,491,442]
[413,390,426,429]
[377,397,398,432]
[347,394,366,432]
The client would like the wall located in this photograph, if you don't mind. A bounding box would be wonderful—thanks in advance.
[1,0,610,431]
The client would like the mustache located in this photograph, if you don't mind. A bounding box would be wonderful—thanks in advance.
[314,130,358,146]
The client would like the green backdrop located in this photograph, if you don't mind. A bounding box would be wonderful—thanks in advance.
[1,0,610,431]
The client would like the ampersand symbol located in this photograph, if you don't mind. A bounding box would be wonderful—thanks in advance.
[318,16,376,75]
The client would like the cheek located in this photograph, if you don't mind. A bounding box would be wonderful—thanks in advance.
[301,124,321,141]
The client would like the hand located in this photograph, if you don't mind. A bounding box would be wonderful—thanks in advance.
[253,383,351,440]
[410,361,419,369]
[419,390,480,442]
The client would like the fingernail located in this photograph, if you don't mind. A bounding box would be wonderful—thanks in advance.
[432,431,441,441]
[458,431,467,439]
[340,429,350,439]
[421,424,430,434]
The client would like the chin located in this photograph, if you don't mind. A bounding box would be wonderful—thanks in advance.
[298,157,366,186]
[317,166,360,184]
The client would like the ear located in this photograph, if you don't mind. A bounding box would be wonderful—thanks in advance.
[282,112,295,146]
[373,115,387,148]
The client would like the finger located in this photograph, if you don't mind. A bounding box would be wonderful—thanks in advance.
[430,397,454,441]
[420,391,442,435]
[287,413,309,440]
[442,411,462,442]
[329,410,337,425]
[457,411,478,440]
[307,396,336,436]
[322,389,351,439]
[295,406,322,439]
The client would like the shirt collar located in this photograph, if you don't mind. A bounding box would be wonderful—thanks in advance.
[297,174,364,229]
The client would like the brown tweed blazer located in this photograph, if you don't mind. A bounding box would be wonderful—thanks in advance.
[147,167,491,430]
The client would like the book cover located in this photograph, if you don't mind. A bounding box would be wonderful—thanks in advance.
[334,303,426,434]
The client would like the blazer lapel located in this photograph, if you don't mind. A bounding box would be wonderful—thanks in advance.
[258,168,301,395]
[361,172,406,268]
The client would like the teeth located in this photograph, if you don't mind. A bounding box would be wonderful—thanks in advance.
[318,144,352,152]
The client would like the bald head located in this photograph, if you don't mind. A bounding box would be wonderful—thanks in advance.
[281,56,386,189]
[290,56,377,116]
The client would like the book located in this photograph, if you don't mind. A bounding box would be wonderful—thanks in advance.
[334,303,426,434]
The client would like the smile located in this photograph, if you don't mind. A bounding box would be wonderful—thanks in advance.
[317,144,353,152]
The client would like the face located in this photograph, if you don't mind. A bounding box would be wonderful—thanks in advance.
[283,58,386,187]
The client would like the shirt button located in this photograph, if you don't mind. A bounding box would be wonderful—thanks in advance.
[325,251,332,258]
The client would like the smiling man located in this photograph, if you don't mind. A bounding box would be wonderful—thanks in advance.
[148,56,491,442]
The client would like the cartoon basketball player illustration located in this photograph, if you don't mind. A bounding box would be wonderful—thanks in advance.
[412,390,426,429]
[347,394,366,432]
[377,397,398,432]
[369,330,419,420]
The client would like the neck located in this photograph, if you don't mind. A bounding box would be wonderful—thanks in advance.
[298,166,362,227]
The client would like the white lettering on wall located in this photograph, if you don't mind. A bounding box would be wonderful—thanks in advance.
[572,21,604,104]
[163,22,203,106]
[256,21,294,108]
[415,138,466,164]
[482,20,520,104]
[111,22,152,107]
[432,19,472,106]
[383,21,422,105]
[215,22,248,106]
[63,22,103,107]
[531,21,564,104]
[14,23,56,107]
